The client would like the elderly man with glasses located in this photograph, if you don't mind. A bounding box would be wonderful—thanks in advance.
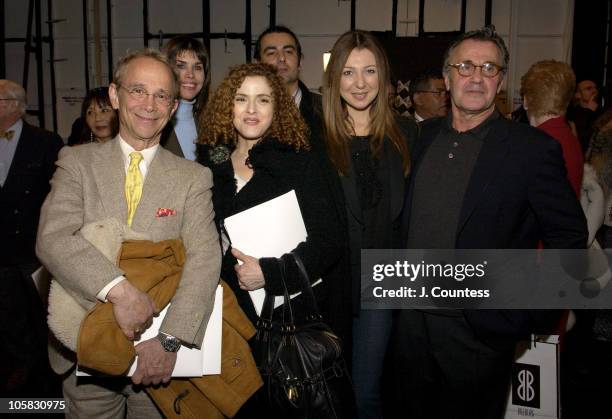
[37,49,220,417]
[408,69,449,122]
[0,79,63,396]
[393,27,587,419]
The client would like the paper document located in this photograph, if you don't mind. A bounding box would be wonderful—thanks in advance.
[31,265,51,302]
[78,284,222,377]
[224,190,322,315]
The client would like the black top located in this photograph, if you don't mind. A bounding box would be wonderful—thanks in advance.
[350,135,392,249]
[311,116,418,313]
[196,138,352,342]
[407,112,496,249]
[405,113,587,341]
[298,79,323,142]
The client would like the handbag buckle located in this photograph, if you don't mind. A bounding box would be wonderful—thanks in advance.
[257,319,272,330]
[286,384,299,402]
[281,324,296,333]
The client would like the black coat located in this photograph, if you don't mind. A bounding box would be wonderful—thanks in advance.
[298,79,323,137]
[197,138,352,344]
[0,121,63,266]
[311,116,418,314]
[404,115,588,342]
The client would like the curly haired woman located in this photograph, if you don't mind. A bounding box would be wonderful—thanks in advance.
[196,62,352,368]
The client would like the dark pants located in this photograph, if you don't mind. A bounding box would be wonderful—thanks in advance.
[561,310,612,419]
[0,263,60,396]
[352,309,393,419]
[392,310,514,419]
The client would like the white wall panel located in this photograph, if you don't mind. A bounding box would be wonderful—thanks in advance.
[517,0,568,35]
[276,0,350,34]
[148,0,204,34]
[1,0,577,136]
[356,0,392,31]
[423,0,463,32]
[491,0,510,34]
[54,39,86,89]
[209,38,248,88]
[211,0,245,33]
[53,0,84,40]
[110,1,140,38]
[251,0,271,37]
[466,0,486,31]
[299,36,339,91]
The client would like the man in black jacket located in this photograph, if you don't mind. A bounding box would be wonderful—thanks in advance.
[254,26,322,137]
[0,79,63,395]
[394,28,587,419]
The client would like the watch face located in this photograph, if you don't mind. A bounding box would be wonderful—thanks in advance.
[160,335,181,352]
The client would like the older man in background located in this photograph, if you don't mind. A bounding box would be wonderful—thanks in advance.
[0,79,63,396]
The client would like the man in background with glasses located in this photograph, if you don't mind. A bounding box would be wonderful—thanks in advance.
[37,49,220,417]
[408,69,449,122]
[393,27,587,418]
[0,79,63,397]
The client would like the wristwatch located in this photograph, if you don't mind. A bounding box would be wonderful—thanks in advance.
[157,332,181,352]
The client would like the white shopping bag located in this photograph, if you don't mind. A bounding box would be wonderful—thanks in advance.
[505,335,560,419]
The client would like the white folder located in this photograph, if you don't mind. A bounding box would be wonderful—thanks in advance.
[223,190,321,315]
[78,283,223,377]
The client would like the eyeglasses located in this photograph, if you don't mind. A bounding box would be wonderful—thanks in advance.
[416,90,448,96]
[447,61,505,78]
[118,85,174,106]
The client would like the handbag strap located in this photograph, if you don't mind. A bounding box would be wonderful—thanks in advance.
[278,252,322,326]
[289,252,322,317]
[260,253,323,329]
[279,257,296,326]
[259,261,277,326]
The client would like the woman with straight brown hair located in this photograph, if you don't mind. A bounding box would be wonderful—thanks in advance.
[321,29,416,418]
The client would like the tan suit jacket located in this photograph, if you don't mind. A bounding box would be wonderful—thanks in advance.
[37,137,221,352]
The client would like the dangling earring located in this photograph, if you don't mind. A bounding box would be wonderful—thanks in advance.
[90,131,95,143]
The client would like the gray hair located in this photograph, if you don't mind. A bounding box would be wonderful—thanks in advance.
[112,48,179,99]
[442,26,509,77]
[0,79,27,116]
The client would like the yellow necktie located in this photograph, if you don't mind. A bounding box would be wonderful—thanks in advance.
[0,130,15,140]
[125,152,144,226]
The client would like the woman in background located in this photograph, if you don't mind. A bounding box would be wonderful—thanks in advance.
[520,59,583,196]
[68,86,118,145]
[162,35,210,160]
[562,128,612,419]
[321,30,415,419]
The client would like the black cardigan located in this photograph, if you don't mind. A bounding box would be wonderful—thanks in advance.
[196,138,352,344]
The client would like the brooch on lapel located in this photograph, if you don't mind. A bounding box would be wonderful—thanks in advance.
[209,145,231,165]
[156,208,177,217]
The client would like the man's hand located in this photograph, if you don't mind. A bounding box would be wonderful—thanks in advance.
[232,248,265,291]
[106,280,157,340]
[131,338,177,386]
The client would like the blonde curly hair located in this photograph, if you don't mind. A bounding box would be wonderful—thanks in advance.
[197,62,309,151]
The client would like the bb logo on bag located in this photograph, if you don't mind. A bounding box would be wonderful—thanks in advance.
[512,363,540,408]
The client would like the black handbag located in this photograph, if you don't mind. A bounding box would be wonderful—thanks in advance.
[253,252,355,419]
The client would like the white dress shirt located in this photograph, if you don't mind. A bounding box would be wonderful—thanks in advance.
[0,119,23,186]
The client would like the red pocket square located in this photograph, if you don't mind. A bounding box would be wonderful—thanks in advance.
[156,208,176,217]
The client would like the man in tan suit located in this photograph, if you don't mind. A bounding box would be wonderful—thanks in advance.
[37,49,220,417]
